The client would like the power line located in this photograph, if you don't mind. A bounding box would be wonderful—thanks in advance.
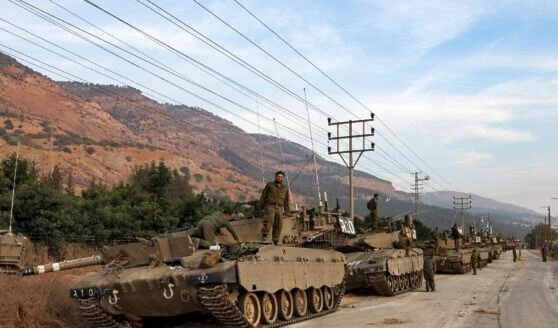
[231,0,461,193]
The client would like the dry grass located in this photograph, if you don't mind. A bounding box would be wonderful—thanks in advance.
[1,243,99,328]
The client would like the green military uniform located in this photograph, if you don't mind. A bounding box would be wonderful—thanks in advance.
[259,179,290,245]
[512,246,517,262]
[423,256,436,292]
[366,194,379,230]
[471,248,478,274]
[197,211,239,245]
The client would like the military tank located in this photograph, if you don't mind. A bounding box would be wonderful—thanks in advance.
[223,205,423,296]
[0,230,27,274]
[23,230,346,328]
[434,236,473,274]
[342,230,423,296]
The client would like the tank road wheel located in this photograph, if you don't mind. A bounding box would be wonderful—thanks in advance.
[260,292,278,325]
[292,288,308,317]
[403,274,410,290]
[322,286,335,310]
[239,292,261,326]
[386,275,397,292]
[395,275,402,292]
[307,287,324,313]
[276,290,294,321]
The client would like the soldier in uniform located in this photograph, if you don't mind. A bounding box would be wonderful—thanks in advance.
[423,256,436,292]
[541,242,548,262]
[512,245,518,262]
[451,223,461,251]
[471,248,478,275]
[259,171,290,245]
[367,193,379,230]
[197,209,240,246]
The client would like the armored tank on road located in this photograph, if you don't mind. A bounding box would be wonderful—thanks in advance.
[0,230,27,274]
[434,236,473,274]
[343,230,423,296]
[23,230,346,327]
[223,205,423,296]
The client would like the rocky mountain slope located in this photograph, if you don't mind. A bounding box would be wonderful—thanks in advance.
[0,52,395,208]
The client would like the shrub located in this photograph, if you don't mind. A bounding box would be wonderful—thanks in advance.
[4,119,13,130]
[193,173,203,182]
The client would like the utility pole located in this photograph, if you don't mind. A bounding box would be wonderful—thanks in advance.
[328,113,375,221]
[411,172,429,222]
[453,195,472,233]
[540,205,552,253]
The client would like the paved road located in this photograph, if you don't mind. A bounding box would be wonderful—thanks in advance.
[499,250,557,328]
[291,250,557,328]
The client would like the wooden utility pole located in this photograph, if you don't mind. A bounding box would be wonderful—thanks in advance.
[328,114,375,221]
[412,172,429,222]
[453,195,472,233]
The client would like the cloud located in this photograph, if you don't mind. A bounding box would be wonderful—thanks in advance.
[454,151,493,166]
[362,0,486,55]
[445,124,535,143]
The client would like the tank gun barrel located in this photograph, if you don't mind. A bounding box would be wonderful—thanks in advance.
[22,255,103,276]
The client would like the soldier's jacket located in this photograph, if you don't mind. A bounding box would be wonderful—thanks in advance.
[198,211,240,241]
[259,181,290,214]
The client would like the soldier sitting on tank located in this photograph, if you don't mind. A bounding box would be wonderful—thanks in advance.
[197,209,240,247]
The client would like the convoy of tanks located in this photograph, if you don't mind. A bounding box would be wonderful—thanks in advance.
[8,201,521,328]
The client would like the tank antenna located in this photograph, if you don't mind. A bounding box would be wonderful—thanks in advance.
[8,139,20,235]
[256,102,265,184]
[273,118,293,208]
[304,88,322,206]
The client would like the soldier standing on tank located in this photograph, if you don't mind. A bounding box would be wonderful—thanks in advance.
[423,256,436,292]
[367,193,379,230]
[471,248,478,275]
[451,223,461,251]
[258,171,290,245]
[197,209,240,246]
[541,242,548,262]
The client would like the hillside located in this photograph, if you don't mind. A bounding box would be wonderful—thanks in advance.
[0,52,395,209]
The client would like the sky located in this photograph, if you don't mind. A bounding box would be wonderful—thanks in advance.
[1,0,558,213]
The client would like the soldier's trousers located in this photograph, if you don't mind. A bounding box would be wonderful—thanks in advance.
[197,219,218,244]
[424,271,435,291]
[471,260,477,274]
[263,205,283,244]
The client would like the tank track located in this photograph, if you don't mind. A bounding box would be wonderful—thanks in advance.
[76,298,132,328]
[198,283,345,328]
[366,271,422,296]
